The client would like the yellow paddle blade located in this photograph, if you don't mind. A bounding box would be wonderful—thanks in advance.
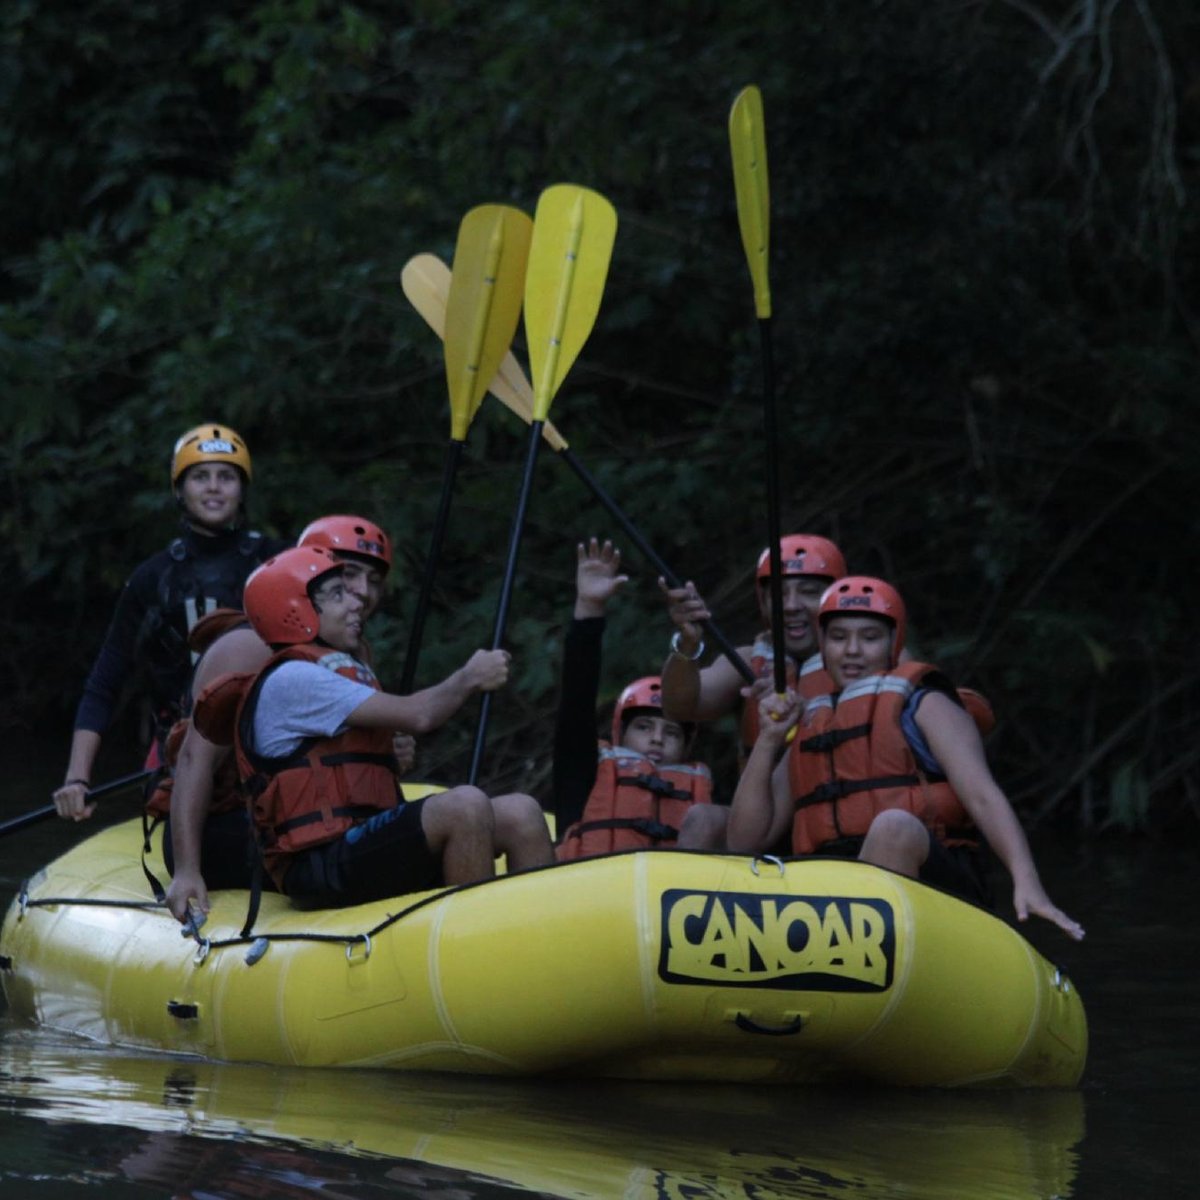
[729,85,772,319]
[444,205,532,440]
[400,254,568,453]
[524,184,617,422]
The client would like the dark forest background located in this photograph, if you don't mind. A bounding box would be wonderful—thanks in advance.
[3,0,1197,835]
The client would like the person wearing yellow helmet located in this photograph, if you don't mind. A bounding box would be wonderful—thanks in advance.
[54,423,289,822]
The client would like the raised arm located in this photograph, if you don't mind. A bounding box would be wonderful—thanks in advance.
[727,690,801,854]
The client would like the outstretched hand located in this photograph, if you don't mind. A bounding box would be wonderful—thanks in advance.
[1013,878,1086,941]
[575,538,629,619]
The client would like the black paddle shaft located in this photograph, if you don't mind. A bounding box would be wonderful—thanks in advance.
[758,320,787,693]
[469,420,545,785]
[0,769,155,839]
[559,448,756,684]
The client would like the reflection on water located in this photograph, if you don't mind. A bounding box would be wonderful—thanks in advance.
[3,742,1199,1198]
[0,1031,1084,1199]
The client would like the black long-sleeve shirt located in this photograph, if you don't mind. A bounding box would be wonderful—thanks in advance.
[551,616,606,833]
[75,524,288,735]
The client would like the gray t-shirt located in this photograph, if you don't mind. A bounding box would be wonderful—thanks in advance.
[253,657,378,758]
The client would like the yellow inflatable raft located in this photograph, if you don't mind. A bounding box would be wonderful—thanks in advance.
[0,819,1086,1086]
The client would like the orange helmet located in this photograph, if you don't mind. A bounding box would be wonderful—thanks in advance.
[171,423,253,486]
[243,546,343,646]
[756,534,846,583]
[298,515,392,575]
[818,576,907,665]
[610,676,665,745]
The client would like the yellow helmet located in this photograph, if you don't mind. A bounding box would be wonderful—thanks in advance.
[171,423,253,486]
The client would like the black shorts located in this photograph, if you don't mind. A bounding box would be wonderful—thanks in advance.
[281,798,444,910]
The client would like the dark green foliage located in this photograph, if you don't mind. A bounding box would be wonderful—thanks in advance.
[3,0,1197,830]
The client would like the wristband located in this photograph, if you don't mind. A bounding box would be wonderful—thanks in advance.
[64,778,91,789]
[670,631,705,661]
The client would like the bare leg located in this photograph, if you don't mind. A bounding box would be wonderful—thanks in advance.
[676,805,730,850]
[419,786,497,885]
[858,809,930,877]
[490,792,555,871]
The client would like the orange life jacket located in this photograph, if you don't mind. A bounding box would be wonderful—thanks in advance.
[143,612,258,819]
[556,745,713,861]
[234,643,399,888]
[739,634,833,756]
[786,662,976,855]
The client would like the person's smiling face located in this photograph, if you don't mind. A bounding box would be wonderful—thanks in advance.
[821,614,894,686]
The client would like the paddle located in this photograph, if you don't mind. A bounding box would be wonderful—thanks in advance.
[730,84,787,693]
[0,769,155,839]
[398,205,532,693]
[469,184,618,785]
[400,253,755,685]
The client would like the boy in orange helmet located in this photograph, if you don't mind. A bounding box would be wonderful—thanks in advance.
[731,577,1084,940]
[553,539,715,858]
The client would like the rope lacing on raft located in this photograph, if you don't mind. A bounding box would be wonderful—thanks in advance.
[13,881,461,963]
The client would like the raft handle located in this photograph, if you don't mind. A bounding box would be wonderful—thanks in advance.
[750,855,785,877]
[733,1011,804,1037]
[1052,967,1072,995]
[346,934,372,964]
[167,1000,200,1021]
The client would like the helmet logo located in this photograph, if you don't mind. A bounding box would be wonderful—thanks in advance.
[839,595,873,609]
[781,554,806,573]
[356,537,385,556]
[197,438,236,455]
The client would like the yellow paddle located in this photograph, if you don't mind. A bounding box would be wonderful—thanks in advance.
[399,205,531,692]
[469,184,617,784]
[401,252,754,684]
[730,84,787,693]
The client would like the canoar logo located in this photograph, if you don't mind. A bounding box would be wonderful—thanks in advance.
[659,890,895,991]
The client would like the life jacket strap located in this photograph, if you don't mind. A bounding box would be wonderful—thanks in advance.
[273,804,383,837]
[615,773,694,802]
[795,773,921,809]
[797,722,872,754]
[568,816,680,842]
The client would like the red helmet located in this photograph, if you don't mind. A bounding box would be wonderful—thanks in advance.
[298,515,392,575]
[818,576,907,664]
[243,546,344,646]
[610,676,665,745]
[756,534,847,583]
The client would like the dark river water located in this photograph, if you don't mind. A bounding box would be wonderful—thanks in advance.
[1,740,1196,1199]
